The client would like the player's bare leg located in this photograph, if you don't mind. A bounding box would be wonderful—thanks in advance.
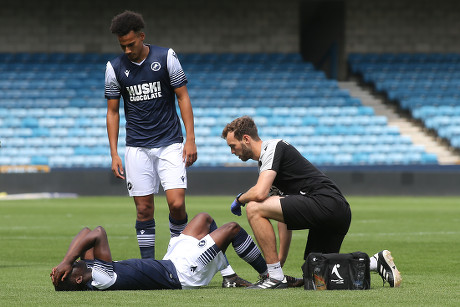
[165,188,188,237]
[134,194,154,221]
[246,197,288,289]
[246,197,284,264]
[181,212,212,238]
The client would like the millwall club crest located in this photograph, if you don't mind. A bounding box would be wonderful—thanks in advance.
[151,62,161,71]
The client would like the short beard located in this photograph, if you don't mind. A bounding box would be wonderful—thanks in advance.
[239,144,253,161]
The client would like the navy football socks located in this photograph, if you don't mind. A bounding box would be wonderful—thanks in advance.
[136,219,156,259]
[232,228,267,274]
[169,214,188,238]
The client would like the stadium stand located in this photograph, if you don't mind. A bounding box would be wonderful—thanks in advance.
[348,53,460,153]
[0,52,438,170]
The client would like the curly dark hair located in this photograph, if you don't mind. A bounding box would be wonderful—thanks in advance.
[110,10,145,36]
[54,277,86,291]
[53,261,88,291]
[222,116,260,141]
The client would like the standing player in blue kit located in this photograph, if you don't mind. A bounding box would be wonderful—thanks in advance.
[105,10,249,287]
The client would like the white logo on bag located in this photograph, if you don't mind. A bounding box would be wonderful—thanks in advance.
[331,264,344,284]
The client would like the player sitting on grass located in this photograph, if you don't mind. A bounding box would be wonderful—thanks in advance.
[51,212,272,291]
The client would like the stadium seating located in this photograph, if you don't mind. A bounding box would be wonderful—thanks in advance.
[0,52,438,169]
[349,53,460,151]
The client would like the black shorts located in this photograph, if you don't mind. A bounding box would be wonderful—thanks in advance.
[280,193,352,259]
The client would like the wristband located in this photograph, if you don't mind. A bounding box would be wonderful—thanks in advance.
[236,193,245,205]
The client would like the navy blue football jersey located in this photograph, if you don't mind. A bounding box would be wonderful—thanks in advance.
[85,258,182,290]
[105,45,188,148]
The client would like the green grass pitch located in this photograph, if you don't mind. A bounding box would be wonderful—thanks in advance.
[0,195,459,306]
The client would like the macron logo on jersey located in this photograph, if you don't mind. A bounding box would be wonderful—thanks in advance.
[126,81,162,102]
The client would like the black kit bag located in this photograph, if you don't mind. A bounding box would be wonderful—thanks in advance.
[302,251,370,290]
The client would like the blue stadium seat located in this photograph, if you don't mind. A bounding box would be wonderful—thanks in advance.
[349,53,460,151]
[0,52,442,168]
[31,156,49,165]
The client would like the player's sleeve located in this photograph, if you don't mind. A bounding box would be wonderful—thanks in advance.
[105,61,121,100]
[167,48,188,89]
[259,140,283,173]
[90,259,117,290]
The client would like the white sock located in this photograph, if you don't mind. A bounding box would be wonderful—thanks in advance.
[369,254,378,271]
[267,261,284,281]
[220,264,235,277]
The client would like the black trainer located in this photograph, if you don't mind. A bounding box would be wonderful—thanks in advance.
[376,250,402,287]
[284,275,304,288]
[222,274,253,288]
[246,274,288,289]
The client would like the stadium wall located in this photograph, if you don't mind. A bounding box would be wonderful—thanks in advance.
[1,166,460,196]
[345,0,460,54]
[4,0,458,55]
[2,0,458,76]
[0,0,300,53]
